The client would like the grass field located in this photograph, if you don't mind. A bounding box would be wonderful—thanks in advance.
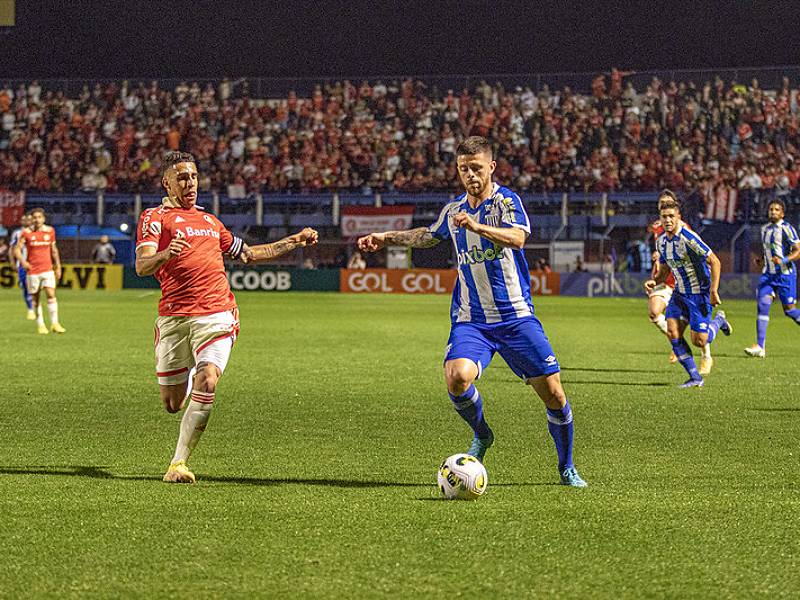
[1,289,798,598]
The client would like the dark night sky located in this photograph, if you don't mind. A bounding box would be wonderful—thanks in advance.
[2,1,798,80]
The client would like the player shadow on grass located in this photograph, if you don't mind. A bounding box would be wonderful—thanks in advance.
[0,465,425,487]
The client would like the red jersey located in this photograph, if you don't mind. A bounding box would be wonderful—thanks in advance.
[136,203,237,316]
[650,222,676,288]
[22,226,56,275]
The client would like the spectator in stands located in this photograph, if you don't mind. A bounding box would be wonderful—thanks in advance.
[92,235,116,264]
[573,255,587,272]
[1,72,799,210]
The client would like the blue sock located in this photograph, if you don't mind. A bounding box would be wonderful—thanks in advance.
[448,385,492,439]
[785,308,800,325]
[670,338,701,380]
[22,288,32,310]
[757,295,771,347]
[546,400,574,471]
[706,313,726,344]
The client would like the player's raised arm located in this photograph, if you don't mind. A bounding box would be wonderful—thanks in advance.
[246,228,319,263]
[357,227,441,253]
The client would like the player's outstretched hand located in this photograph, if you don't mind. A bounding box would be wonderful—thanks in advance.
[643,279,657,294]
[357,233,386,253]
[291,227,318,247]
[453,212,480,232]
[168,237,191,257]
[710,290,721,306]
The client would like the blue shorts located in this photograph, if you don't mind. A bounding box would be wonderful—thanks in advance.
[758,272,797,306]
[666,291,712,333]
[445,316,560,380]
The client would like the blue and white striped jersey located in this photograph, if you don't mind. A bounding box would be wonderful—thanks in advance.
[657,224,713,294]
[8,227,26,267]
[761,219,799,276]
[428,183,534,324]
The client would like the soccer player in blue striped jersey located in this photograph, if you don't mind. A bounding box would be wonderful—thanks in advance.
[8,213,36,320]
[358,136,587,488]
[644,191,732,387]
[745,199,800,358]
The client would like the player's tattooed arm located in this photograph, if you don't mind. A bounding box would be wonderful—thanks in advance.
[358,228,440,252]
[248,228,318,262]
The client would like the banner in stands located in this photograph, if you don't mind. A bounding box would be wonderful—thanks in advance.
[341,269,560,295]
[559,272,763,299]
[0,263,123,290]
[340,206,415,238]
[122,266,339,291]
[0,189,25,226]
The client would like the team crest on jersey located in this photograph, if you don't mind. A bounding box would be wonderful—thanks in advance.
[485,203,501,228]
[203,215,214,224]
[44,234,50,241]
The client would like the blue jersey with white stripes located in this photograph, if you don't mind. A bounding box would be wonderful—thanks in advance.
[761,219,799,276]
[8,227,26,268]
[657,224,713,294]
[428,183,534,324]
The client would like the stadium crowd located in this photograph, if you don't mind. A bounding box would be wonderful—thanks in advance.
[1,73,800,199]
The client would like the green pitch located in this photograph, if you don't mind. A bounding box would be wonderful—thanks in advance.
[1,290,798,597]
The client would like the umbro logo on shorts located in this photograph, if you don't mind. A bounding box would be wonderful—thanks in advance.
[545,355,557,364]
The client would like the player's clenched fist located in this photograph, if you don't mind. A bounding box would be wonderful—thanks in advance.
[643,279,657,294]
[357,233,386,253]
[291,228,319,246]
[453,212,480,232]
[167,237,191,257]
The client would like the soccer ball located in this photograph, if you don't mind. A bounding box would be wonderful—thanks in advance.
[437,453,488,500]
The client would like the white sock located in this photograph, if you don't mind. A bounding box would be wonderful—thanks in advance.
[701,344,712,359]
[171,395,213,464]
[36,304,44,325]
[652,313,668,335]
[47,299,59,325]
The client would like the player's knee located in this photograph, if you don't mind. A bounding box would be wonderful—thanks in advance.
[444,364,476,395]
[160,389,183,413]
[195,363,221,393]
[648,310,660,322]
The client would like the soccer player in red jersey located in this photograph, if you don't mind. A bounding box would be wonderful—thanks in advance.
[136,151,318,483]
[14,207,66,334]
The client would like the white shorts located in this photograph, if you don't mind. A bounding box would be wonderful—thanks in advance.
[27,270,56,294]
[648,283,673,304]
[154,309,240,385]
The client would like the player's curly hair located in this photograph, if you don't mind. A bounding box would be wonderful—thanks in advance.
[768,198,786,212]
[457,136,492,157]
[657,189,681,211]
[161,151,196,177]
